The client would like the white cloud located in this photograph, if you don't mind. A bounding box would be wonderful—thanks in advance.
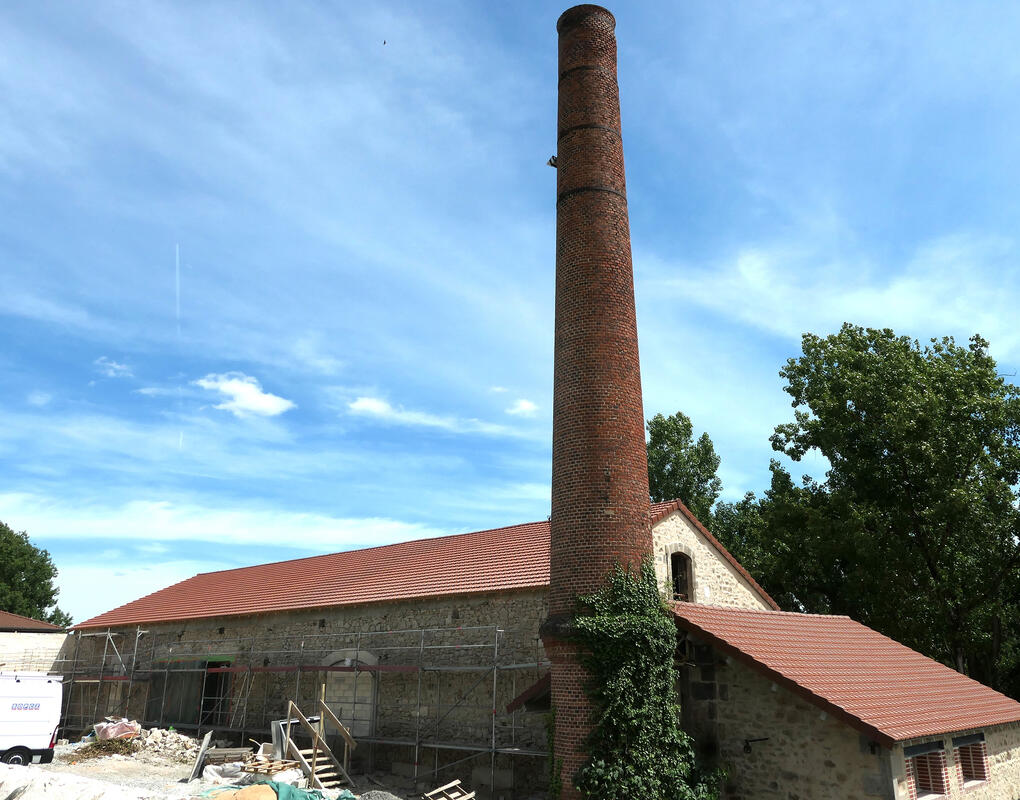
[94,356,133,378]
[292,335,343,375]
[11,493,455,622]
[489,386,508,393]
[505,398,537,416]
[26,391,52,407]
[642,233,1020,358]
[194,372,295,418]
[0,492,446,550]
[348,396,517,436]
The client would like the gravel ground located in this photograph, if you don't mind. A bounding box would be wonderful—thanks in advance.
[1,745,420,799]
[29,744,210,798]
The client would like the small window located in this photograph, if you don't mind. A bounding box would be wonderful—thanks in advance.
[670,552,692,602]
[955,741,988,786]
[908,751,948,799]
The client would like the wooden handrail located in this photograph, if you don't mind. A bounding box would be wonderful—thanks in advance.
[318,699,357,751]
[284,699,355,790]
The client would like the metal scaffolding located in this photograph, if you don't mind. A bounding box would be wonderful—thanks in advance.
[53,622,549,790]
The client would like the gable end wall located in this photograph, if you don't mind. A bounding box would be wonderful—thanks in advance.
[652,512,771,610]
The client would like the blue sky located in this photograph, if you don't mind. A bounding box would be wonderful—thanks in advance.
[4,1,1020,623]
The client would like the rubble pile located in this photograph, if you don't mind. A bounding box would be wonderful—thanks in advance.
[134,727,201,764]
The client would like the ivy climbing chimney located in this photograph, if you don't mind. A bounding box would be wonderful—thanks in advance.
[543,5,653,797]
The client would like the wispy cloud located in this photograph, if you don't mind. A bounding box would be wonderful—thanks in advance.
[26,391,51,407]
[643,233,1020,358]
[94,356,132,378]
[0,491,447,550]
[348,396,518,436]
[292,335,343,375]
[194,372,295,418]
[505,398,537,416]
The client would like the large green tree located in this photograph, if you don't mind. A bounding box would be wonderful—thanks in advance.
[646,411,722,521]
[0,521,71,627]
[717,325,1020,695]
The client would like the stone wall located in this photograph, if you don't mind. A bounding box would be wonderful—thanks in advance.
[889,722,1020,799]
[652,511,771,610]
[62,590,550,771]
[681,636,894,799]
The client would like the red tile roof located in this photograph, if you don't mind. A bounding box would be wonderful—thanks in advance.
[75,501,763,629]
[672,602,1020,745]
[0,610,64,632]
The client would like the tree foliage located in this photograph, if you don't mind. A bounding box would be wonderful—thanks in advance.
[0,521,71,627]
[714,324,1020,696]
[647,411,722,521]
[573,563,721,800]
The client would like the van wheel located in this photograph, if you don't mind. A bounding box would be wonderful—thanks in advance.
[1,747,32,765]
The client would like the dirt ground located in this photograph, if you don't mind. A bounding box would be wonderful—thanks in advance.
[0,744,414,800]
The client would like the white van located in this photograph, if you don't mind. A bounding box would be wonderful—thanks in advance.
[0,672,63,765]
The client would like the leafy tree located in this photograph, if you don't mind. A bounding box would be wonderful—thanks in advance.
[647,411,722,521]
[0,521,71,627]
[755,324,1020,693]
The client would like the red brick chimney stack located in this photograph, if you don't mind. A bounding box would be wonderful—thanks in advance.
[543,5,653,797]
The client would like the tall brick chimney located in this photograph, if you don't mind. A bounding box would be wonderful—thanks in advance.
[543,5,653,797]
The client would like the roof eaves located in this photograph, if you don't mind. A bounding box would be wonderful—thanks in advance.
[652,500,780,611]
[671,605,895,748]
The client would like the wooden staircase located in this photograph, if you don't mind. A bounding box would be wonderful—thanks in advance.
[283,697,357,791]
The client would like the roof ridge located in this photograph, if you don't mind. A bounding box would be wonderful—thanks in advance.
[192,518,551,578]
[670,600,850,620]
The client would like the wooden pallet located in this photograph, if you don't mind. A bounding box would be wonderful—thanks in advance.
[423,779,476,800]
[242,758,301,775]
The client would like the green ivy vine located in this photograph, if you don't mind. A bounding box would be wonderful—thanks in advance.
[572,561,722,800]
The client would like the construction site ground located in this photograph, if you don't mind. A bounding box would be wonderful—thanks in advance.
[0,744,412,800]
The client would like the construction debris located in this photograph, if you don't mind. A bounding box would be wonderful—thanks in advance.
[95,717,143,740]
[74,739,139,760]
[422,779,475,800]
[136,726,203,764]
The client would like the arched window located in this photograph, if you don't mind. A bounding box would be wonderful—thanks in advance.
[670,551,693,602]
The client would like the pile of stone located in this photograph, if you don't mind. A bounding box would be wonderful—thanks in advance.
[134,727,201,764]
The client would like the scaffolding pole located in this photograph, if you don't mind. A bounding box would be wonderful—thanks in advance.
[54,621,550,778]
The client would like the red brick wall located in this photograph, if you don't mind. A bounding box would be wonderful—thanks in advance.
[546,6,653,799]
[549,4,652,616]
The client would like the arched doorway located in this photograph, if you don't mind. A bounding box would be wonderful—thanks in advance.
[323,649,376,736]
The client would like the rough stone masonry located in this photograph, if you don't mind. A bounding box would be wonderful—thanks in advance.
[542,6,654,799]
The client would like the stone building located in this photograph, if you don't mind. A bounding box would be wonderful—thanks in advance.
[63,500,737,794]
[65,499,1020,798]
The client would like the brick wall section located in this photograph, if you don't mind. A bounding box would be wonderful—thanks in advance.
[681,639,894,799]
[652,511,773,610]
[890,724,1020,799]
[549,2,652,617]
[547,7,653,799]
